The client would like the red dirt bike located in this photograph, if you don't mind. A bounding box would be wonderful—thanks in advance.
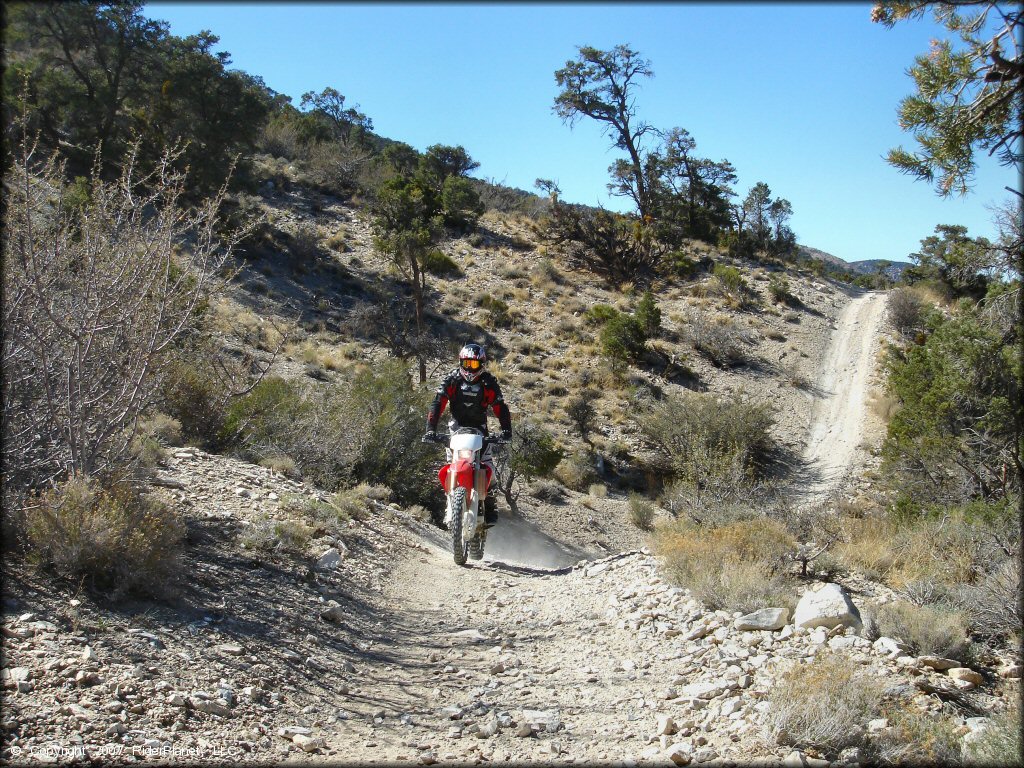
[429,427,507,566]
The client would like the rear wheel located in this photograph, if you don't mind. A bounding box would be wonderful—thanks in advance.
[450,487,468,566]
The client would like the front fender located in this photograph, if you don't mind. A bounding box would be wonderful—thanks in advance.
[439,459,476,493]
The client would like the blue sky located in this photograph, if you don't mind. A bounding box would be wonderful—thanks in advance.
[146,1,1019,265]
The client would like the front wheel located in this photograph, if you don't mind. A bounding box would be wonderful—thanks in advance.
[449,487,469,566]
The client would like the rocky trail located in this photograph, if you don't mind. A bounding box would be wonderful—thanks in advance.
[3,288,1019,766]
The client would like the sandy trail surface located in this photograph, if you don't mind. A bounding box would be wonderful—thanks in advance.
[797,290,888,501]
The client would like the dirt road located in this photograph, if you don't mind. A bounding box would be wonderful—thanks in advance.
[798,290,888,501]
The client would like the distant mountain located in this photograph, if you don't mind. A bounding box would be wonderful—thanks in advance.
[797,245,910,280]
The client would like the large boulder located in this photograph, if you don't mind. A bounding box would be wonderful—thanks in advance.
[793,583,862,631]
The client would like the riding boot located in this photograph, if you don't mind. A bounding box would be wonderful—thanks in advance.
[484,494,497,526]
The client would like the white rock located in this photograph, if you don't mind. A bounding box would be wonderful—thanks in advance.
[316,547,344,570]
[666,743,692,765]
[277,726,312,738]
[998,663,1022,679]
[873,636,908,656]
[194,699,232,717]
[867,718,890,732]
[919,655,959,671]
[656,714,677,736]
[475,716,499,738]
[522,709,560,732]
[293,734,324,753]
[948,668,983,685]
[734,608,789,631]
[720,699,742,717]
[793,583,862,631]
[320,602,346,622]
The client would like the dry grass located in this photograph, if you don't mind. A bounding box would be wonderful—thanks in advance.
[655,517,796,612]
[287,339,350,371]
[763,653,884,755]
[870,600,971,661]
[866,704,966,765]
[209,299,285,351]
[868,390,900,422]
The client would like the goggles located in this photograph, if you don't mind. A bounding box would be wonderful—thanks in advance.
[460,358,482,371]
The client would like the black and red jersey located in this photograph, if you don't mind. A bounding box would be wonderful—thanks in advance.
[427,369,512,434]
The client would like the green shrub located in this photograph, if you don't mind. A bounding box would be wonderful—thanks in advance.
[421,249,463,277]
[628,492,655,531]
[25,475,185,597]
[768,274,797,305]
[441,175,484,230]
[635,291,661,339]
[712,263,747,294]
[600,313,647,364]
[584,303,619,326]
[662,250,697,278]
[221,376,306,450]
[160,359,230,449]
[655,517,796,611]
[763,653,884,756]
[477,295,513,328]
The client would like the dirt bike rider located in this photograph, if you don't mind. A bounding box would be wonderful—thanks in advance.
[424,343,512,526]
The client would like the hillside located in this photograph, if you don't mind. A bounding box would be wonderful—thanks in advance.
[797,246,910,280]
[3,162,1020,766]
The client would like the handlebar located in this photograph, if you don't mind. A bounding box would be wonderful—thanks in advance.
[423,432,509,446]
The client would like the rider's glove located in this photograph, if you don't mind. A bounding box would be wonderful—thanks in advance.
[422,430,437,443]
[499,429,512,442]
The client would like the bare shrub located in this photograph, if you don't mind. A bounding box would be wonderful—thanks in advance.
[289,222,325,268]
[138,413,183,447]
[873,600,971,661]
[637,389,775,484]
[2,139,242,491]
[301,140,371,197]
[655,517,796,612]
[954,558,1022,643]
[887,286,927,338]
[257,118,301,160]
[683,308,753,367]
[764,653,884,755]
[25,475,185,597]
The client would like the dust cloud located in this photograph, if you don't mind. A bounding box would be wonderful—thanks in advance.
[485,511,588,570]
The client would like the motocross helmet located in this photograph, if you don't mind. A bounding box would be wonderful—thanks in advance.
[458,343,487,382]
